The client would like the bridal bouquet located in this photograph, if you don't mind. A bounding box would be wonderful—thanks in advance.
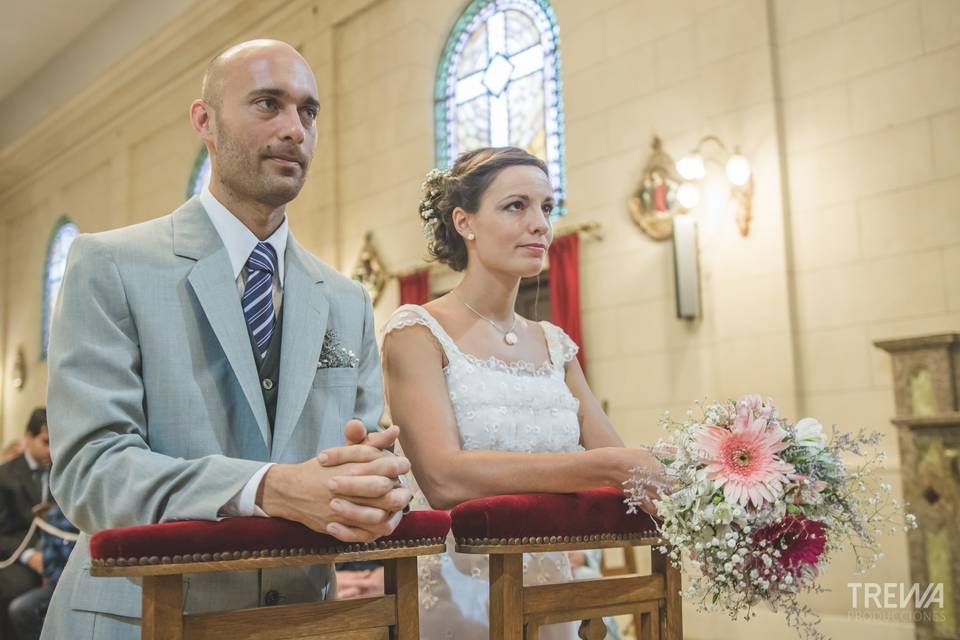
[625,395,917,639]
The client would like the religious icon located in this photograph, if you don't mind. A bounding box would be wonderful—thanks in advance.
[352,232,388,307]
[628,137,688,240]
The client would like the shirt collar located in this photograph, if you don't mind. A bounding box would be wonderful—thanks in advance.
[23,450,40,471]
[199,187,287,284]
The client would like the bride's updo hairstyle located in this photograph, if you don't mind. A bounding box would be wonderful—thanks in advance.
[419,147,549,272]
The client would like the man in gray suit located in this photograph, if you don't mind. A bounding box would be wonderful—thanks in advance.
[42,40,412,638]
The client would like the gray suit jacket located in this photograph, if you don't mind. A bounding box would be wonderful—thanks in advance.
[42,198,384,639]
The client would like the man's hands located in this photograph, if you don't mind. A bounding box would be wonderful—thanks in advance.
[258,420,413,542]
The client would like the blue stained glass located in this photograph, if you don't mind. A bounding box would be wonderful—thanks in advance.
[508,70,544,157]
[505,10,539,54]
[482,54,515,96]
[458,24,488,79]
[436,0,566,213]
[42,219,79,358]
[457,96,491,153]
[187,146,211,198]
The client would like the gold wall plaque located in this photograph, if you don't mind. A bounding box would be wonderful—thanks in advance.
[352,232,388,306]
[628,137,687,241]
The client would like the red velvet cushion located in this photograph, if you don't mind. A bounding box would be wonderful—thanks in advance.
[450,487,658,541]
[90,510,450,561]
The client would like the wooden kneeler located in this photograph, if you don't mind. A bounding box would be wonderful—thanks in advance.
[89,512,450,640]
[451,488,683,640]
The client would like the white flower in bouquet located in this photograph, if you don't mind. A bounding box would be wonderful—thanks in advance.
[794,418,828,448]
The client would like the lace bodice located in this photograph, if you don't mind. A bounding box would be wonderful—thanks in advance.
[383,304,583,455]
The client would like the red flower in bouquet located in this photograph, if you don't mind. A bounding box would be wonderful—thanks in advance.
[755,515,827,575]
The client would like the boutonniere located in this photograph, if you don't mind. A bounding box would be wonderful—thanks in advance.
[318,328,359,369]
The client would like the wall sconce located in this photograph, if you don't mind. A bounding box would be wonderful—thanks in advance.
[628,137,702,319]
[11,347,26,390]
[676,135,753,236]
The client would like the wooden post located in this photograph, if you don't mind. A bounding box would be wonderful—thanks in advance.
[639,607,660,640]
[141,574,183,640]
[651,547,682,640]
[489,554,524,640]
[577,617,607,640]
[383,557,419,640]
[601,545,643,635]
[524,620,540,639]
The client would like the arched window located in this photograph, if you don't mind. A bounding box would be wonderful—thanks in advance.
[435,0,566,213]
[42,218,79,359]
[187,145,211,198]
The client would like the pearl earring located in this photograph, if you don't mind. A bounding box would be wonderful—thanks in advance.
[467,233,476,241]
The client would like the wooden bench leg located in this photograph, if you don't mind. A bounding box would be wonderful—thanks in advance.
[489,554,524,640]
[651,548,682,640]
[384,556,419,640]
[639,607,660,640]
[141,574,183,640]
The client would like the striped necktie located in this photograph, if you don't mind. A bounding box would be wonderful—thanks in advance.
[242,242,279,360]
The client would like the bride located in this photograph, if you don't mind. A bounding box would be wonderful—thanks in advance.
[381,147,666,639]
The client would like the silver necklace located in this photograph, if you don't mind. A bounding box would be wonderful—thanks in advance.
[453,290,519,346]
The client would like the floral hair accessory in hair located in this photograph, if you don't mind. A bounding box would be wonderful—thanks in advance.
[419,167,452,235]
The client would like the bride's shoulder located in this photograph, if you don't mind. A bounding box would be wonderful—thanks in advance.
[537,320,580,364]
[382,304,452,353]
[383,304,432,337]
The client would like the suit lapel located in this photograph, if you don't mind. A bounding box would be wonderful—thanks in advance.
[175,199,272,449]
[15,457,41,506]
[272,238,328,459]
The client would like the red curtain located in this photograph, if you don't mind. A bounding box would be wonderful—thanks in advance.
[399,269,430,306]
[548,233,586,374]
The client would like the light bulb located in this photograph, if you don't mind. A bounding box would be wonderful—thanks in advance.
[677,154,706,181]
[726,153,751,186]
[677,183,700,209]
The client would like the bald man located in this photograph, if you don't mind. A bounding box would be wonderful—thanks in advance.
[43,40,412,639]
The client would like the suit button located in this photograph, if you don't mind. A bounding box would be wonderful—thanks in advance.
[262,378,274,390]
[264,590,281,606]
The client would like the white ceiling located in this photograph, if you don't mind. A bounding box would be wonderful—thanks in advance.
[0,0,197,148]
[0,0,123,103]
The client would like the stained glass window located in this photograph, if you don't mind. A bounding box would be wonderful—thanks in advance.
[436,0,566,213]
[42,218,79,359]
[187,145,211,198]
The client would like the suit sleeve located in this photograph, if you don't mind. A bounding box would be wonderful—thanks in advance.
[46,235,265,533]
[352,282,386,434]
[0,470,24,556]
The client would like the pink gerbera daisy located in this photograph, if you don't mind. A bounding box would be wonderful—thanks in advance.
[697,413,794,508]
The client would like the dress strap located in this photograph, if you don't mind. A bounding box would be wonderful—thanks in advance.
[540,321,580,373]
[383,304,460,361]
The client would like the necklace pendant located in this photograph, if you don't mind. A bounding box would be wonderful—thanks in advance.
[504,331,519,346]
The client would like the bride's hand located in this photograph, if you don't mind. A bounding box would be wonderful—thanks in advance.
[600,447,671,517]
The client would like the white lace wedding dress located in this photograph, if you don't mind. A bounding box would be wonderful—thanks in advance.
[383,304,583,640]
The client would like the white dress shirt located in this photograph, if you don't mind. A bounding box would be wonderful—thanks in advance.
[199,187,286,518]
